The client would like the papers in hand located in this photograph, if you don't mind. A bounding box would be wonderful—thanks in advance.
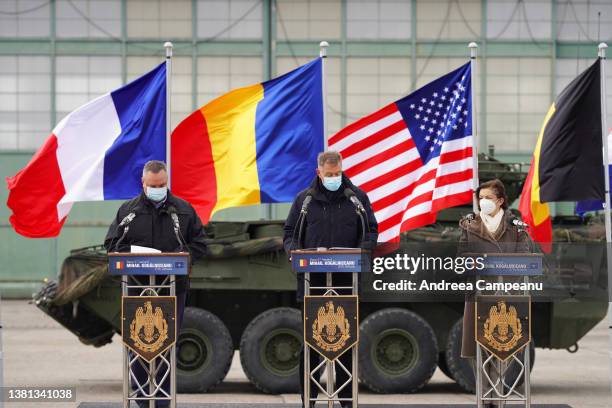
[130,245,161,253]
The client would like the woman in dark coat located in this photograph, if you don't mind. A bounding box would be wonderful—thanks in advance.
[458,179,531,359]
[458,179,531,407]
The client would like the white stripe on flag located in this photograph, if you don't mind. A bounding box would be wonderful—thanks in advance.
[351,148,421,187]
[56,93,122,219]
[331,111,403,152]
[342,128,411,170]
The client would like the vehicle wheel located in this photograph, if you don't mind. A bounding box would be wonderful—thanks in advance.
[437,352,454,380]
[240,307,302,393]
[445,317,535,394]
[177,307,233,393]
[359,308,438,393]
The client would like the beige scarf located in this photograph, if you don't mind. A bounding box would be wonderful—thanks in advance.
[480,209,504,235]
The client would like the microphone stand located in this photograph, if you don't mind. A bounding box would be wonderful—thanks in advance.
[345,188,368,246]
[292,193,313,252]
[297,212,307,250]
[114,226,130,252]
[356,208,366,245]
[171,214,186,252]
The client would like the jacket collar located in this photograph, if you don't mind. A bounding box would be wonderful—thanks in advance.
[460,210,512,245]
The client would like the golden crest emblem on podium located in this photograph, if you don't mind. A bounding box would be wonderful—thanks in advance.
[130,300,169,353]
[476,295,530,361]
[483,300,522,352]
[122,296,176,361]
[304,296,358,361]
[312,300,351,352]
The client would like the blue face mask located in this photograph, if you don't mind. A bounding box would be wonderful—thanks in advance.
[322,176,342,191]
[146,186,167,202]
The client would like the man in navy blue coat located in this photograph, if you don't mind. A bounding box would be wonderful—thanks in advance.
[283,150,378,408]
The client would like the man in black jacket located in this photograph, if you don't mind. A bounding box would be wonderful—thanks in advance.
[104,160,207,408]
[283,150,378,408]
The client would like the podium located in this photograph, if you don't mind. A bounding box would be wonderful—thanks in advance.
[291,249,368,408]
[108,252,190,408]
[471,253,543,408]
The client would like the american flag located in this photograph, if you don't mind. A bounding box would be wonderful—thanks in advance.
[329,62,474,242]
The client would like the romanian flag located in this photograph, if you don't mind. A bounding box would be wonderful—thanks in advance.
[171,59,324,223]
[519,60,603,253]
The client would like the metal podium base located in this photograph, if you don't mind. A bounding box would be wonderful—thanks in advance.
[474,278,533,408]
[304,271,359,408]
[122,274,177,408]
[476,345,531,408]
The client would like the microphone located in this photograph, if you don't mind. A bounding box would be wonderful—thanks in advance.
[511,218,530,228]
[168,206,180,232]
[464,212,476,221]
[112,212,137,251]
[168,206,186,251]
[344,188,365,212]
[300,189,315,214]
[118,212,136,227]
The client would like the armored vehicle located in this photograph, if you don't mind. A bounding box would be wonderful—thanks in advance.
[34,154,608,394]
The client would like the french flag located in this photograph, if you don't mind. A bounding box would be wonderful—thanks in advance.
[6,63,166,238]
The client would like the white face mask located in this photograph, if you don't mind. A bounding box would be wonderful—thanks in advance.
[146,186,167,202]
[479,198,497,215]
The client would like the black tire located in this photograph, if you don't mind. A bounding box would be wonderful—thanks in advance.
[437,352,455,380]
[359,308,438,393]
[445,317,535,394]
[177,307,233,393]
[239,307,302,393]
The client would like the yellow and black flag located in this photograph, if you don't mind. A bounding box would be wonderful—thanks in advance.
[519,60,603,252]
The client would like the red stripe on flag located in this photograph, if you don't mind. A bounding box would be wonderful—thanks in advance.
[339,120,407,159]
[360,156,422,193]
[329,103,398,146]
[377,211,404,234]
[431,190,473,212]
[343,138,416,178]
[371,169,436,212]
[399,212,437,233]
[6,134,67,237]
[435,168,473,188]
[376,189,434,233]
[171,109,217,224]
[405,188,435,209]
[439,147,472,164]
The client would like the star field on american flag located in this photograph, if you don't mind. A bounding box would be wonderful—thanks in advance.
[396,66,472,164]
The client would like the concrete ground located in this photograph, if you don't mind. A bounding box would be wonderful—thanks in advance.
[2,299,611,408]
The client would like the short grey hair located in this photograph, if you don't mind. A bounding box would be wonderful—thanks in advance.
[142,160,167,177]
[317,150,342,167]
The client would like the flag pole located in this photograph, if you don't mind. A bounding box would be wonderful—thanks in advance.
[599,44,611,246]
[320,41,329,148]
[165,41,173,189]
[469,42,480,214]
[598,43,612,321]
